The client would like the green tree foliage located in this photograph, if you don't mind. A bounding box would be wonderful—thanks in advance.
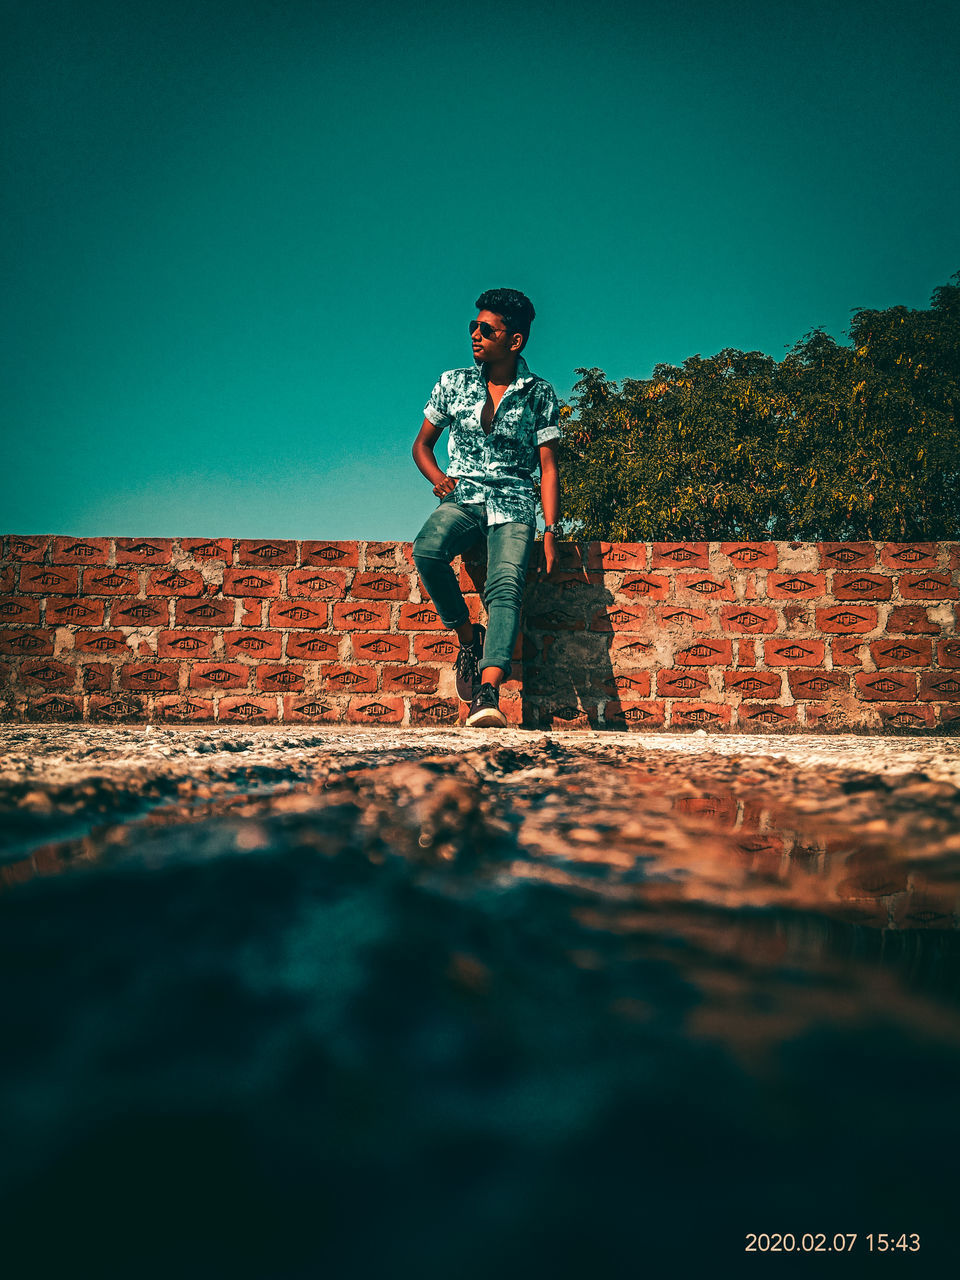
[555,274,960,541]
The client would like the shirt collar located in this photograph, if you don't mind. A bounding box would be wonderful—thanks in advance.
[473,353,534,389]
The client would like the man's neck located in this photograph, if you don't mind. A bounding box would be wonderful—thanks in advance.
[481,353,520,386]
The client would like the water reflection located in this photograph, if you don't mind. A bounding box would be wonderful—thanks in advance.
[1,754,960,1277]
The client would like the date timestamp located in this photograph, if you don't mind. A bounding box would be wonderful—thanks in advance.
[745,1233,920,1253]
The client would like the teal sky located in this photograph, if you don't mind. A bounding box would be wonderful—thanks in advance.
[3,0,958,539]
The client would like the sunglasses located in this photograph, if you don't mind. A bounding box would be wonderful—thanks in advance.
[469,319,508,340]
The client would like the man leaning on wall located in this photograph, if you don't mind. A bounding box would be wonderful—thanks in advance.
[411,287,562,728]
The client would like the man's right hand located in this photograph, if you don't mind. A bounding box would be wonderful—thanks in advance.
[433,475,459,498]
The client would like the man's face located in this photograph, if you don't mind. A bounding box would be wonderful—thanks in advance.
[471,309,523,364]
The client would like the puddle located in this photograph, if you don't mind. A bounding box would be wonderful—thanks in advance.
[1,748,959,1277]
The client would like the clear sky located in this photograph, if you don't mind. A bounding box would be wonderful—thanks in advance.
[3,0,958,539]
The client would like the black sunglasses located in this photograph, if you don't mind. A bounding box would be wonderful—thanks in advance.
[469,319,508,340]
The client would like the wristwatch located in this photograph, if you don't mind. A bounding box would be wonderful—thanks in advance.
[543,523,563,537]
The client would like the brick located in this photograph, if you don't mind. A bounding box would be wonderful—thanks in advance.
[47,597,106,626]
[787,669,850,699]
[724,670,782,698]
[651,542,709,570]
[857,672,918,701]
[670,702,731,729]
[408,697,461,727]
[222,630,282,661]
[155,695,217,722]
[349,571,409,601]
[880,542,938,570]
[892,887,959,929]
[673,639,732,666]
[738,703,799,730]
[237,539,297,566]
[20,565,79,595]
[218,695,279,723]
[239,598,265,627]
[269,600,330,629]
[605,670,652,698]
[158,630,216,659]
[619,573,670,600]
[382,665,440,694]
[608,635,656,664]
[0,629,54,656]
[394,603,442,637]
[655,606,712,629]
[938,706,960,730]
[720,605,778,633]
[802,704,863,732]
[345,695,404,724]
[19,658,76,687]
[285,632,340,661]
[6,535,49,562]
[874,703,935,731]
[656,669,711,698]
[319,664,378,694]
[354,632,409,663]
[457,560,486,593]
[870,637,932,667]
[180,538,233,561]
[51,537,110,564]
[603,700,665,729]
[832,638,864,666]
[937,638,960,668]
[175,597,235,627]
[282,694,343,722]
[0,565,14,594]
[831,572,892,600]
[83,568,139,595]
[919,672,960,701]
[301,541,360,568]
[256,665,305,692]
[736,638,757,666]
[366,541,403,567]
[720,542,778,570]
[885,605,940,634]
[82,664,112,692]
[899,572,958,600]
[815,606,877,633]
[588,543,648,571]
[287,568,348,599]
[817,542,877,569]
[767,573,825,599]
[119,663,180,693]
[222,568,281,597]
[74,630,130,656]
[146,567,206,596]
[0,598,41,625]
[327,601,390,632]
[115,538,173,564]
[189,663,250,690]
[765,639,825,666]
[110,599,166,628]
[535,701,598,730]
[676,572,735,601]
[592,605,646,632]
[26,693,81,720]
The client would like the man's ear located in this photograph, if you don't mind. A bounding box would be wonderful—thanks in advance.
[510,332,525,353]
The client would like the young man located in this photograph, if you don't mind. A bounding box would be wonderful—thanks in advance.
[412,287,562,728]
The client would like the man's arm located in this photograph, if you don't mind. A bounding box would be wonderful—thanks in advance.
[412,418,457,497]
[539,439,560,529]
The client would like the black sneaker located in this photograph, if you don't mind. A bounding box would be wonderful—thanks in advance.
[455,622,485,702]
[466,681,506,728]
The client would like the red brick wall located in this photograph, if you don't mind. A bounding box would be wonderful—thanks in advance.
[2,535,959,732]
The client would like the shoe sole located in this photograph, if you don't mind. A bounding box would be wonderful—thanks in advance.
[465,706,507,728]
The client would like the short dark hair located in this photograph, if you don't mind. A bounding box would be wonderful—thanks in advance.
[475,288,536,345]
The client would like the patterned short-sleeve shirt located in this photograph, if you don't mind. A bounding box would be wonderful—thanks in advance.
[423,354,561,527]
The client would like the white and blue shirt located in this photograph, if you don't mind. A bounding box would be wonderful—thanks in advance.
[423,355,562,527]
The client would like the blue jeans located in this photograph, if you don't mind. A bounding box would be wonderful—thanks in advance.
[412,496,535,679]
